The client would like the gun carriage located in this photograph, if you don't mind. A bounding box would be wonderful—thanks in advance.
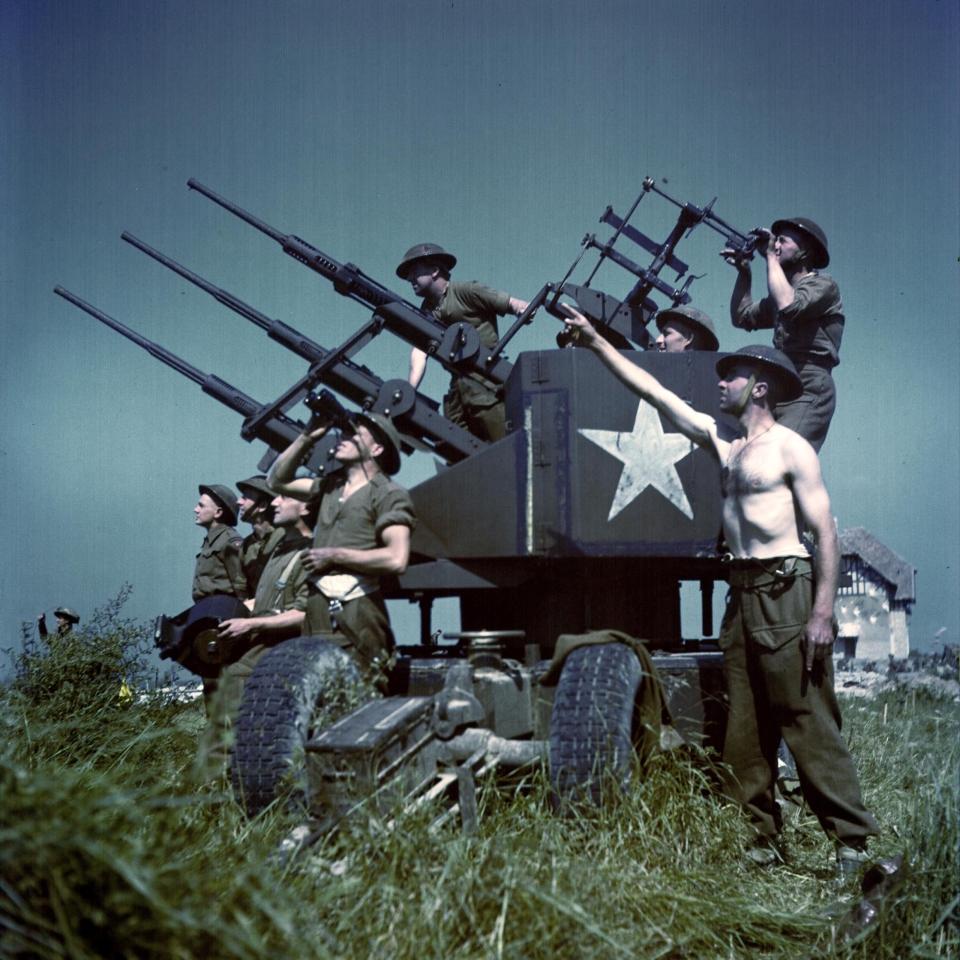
[57,178,760,830]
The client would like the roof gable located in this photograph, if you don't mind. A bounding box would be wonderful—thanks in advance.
[839,527,915,602]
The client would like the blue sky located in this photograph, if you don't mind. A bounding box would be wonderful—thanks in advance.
[2,0,957,659]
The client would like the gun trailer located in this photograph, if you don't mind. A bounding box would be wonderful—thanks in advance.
[56,177,758,829]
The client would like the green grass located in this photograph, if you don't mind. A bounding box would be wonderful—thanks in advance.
[2,598,957,959]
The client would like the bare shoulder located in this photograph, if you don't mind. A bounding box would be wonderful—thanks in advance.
[776,426,821,478]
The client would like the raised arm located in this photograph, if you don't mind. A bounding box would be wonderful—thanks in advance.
[267,423,329,498]
[756,228,796,311]
[408,347,428,388]
[560,307,725,454]
[785,435,839,671]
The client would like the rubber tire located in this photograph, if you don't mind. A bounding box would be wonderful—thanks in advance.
[548,642,644,805]
[230,636,362,816]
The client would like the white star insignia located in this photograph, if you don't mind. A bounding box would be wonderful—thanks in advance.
[579,401,695,521]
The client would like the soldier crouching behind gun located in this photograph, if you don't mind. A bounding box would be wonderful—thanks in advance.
[560,304,878,879]
[268,410,416,681]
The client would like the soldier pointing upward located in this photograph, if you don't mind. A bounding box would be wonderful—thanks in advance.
[560,305,877,876]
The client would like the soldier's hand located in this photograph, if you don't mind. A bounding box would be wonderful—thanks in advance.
[720,246,751,270]
[511,297,532,317]
[303,413,333,441]
[217,618,253,640]
[557,303,600,347]
[803,614,835,673]
[37,613,46,625]
[753,227,774,257]
[300,547,338,574]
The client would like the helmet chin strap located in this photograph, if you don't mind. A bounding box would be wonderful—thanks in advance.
[730,374,756,417]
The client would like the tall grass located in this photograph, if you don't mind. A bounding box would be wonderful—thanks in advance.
[1,599,956,958]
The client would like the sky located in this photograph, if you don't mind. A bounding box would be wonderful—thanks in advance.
[2,0,957,667]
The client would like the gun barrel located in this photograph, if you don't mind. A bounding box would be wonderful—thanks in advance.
[53,285,316,454]
[187,179,285,244]
[54,286,205,385]
[121,232,272,333]
[186,180,517,387]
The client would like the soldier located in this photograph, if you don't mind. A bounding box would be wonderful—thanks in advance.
[236,475,286,595]
[560,305,878,878]
[197,493,317,778]
[37,606,80,640]
[268,411,416,677]
[723,218,843,451]
[653,305,719,353]
[192,484,247,602]
[396,243,529,442]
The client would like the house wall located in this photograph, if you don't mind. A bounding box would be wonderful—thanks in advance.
[835,568,911,660]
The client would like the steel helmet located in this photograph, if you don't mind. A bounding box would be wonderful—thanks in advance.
[352,412,404,475]
[771,217,830,269]
[198,484,240,526]
[716,345,803,401]
[654,305,719,352]
[395,243,457,280]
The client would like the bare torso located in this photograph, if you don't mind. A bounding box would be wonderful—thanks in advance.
[719,424,808,559]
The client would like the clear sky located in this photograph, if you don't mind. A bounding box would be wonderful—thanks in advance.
[2,0,957,661]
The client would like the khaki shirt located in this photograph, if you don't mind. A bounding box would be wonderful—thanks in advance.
[241,526,286,596]
[192,524,246,601]
[251,534,311,616]
[734,272,844,368]
[432,281,511,408]
[306,473,416,588]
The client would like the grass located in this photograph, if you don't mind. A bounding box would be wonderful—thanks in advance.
[1,595,957,959]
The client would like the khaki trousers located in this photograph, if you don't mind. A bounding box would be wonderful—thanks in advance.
[719,558,878,845]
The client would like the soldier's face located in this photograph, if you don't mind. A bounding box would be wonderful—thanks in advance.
[334,425,384,466]
[718,364,755,412]
[774,229,806,267]
[237,494,258,521]
[194,494,222,527]
[405,259,442,299]
[655,321,693,353]
[271,495,306,527]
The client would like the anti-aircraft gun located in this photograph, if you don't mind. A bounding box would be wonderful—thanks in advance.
[57,178,758,831]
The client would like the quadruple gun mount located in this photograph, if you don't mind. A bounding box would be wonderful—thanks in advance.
[57,178,755,832]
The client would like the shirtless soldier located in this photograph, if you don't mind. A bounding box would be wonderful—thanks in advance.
[560,305,878,876]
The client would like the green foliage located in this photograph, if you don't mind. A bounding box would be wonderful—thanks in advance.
[1,616,957,958]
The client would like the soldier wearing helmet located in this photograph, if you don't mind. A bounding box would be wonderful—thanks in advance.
[196,491,319,780]
[396,243,530,442]
[268,409,416,677]
[722,218,843,451]
[558,305,878,877]
[653,305,720,353]
[236,475,286,595]
[37,606,80,640]
[192,484,247,603]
